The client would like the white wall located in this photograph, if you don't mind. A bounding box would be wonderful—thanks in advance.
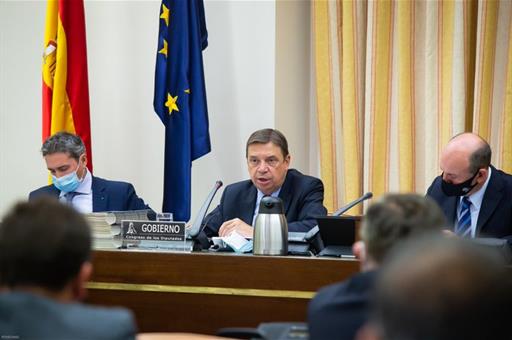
[275,0,311,173]
[0,0,313,219]
[1,1,48,217]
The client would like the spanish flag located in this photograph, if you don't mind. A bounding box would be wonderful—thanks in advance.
[42,0,93,172]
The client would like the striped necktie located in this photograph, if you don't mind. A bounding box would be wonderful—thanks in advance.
[456,196,472,237]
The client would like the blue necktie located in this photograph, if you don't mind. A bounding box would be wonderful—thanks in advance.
[456,196,472,237]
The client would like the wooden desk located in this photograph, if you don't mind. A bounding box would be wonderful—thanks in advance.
[87,250,360,334]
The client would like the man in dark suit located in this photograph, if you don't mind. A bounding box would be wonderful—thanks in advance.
[29,132,149,213]
[203,128,327,238]
[426,133,512,241]
[308,194,446,340]
[0,199,136,339]
[361,236,511,340]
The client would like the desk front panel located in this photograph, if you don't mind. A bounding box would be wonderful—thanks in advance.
[87,250,359,334]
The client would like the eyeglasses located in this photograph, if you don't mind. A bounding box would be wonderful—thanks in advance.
[247,157,281,169]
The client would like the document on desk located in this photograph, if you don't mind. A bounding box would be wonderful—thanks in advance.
[221,231,253,253]
[105,209,152,225]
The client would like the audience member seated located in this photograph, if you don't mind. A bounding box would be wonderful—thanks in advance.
[29,131,150,213]
[359,235,511,340]
[0,198,137,339]
[427,132,512,241]
[203,128,327,238]
[308,194,446,340]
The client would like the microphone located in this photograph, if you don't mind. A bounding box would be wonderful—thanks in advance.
[332,192,373,216]
[187,180,223,238]
[304,192,373,242]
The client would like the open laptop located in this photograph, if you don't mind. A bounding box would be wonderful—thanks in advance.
[316,216,357,258]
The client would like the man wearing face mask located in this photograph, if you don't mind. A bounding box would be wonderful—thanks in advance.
[426,132,512,242]
[202,128,327,238]
[29,132,150,213]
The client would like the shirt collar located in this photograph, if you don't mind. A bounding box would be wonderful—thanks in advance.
[256,187,281,202]
[464,166,491,209]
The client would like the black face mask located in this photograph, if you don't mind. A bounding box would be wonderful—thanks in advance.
[441,170,480,196]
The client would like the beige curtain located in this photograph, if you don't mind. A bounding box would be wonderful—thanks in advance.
[313,0,512,214]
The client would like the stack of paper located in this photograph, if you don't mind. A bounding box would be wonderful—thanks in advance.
[84,210,151,249]
[83,212,116,249]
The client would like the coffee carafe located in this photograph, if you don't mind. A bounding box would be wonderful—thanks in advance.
[253,196,288,255]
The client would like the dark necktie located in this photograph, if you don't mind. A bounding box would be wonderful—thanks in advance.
[64,192,79,206]
[456,196,472,237]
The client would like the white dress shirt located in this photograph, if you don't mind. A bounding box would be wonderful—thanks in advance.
[59,169,93,213]
[456,167,491,238]
[252,188,282,226]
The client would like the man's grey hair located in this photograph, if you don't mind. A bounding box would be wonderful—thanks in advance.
[361,193,446,264]
[41,132,85,160]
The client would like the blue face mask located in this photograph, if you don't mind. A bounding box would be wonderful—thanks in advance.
[52,159,84,193]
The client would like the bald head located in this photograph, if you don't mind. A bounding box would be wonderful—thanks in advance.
[442,133,491,174]
[439,133,491,194]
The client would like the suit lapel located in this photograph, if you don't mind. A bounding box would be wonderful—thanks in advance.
[476,168,504,234]
[240,185,257,225]
[91,177,107,212]
[278,170,293,215]
[49,185,61,198]
[442,196,458,228]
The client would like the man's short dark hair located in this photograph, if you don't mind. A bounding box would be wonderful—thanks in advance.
[0,199,91,291]
[246,128,289,158]
[361,194,446,263]
[469,141,491,174]
[372,236,511,340]
[41,131,86,160]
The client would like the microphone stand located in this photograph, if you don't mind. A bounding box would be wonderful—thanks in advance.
[332,192,373,216]
[188,180,223,250]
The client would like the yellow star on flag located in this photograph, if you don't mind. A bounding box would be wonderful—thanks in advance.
[158,39,168,57]
[160,4,170,26]
[184,89,191,94]
[165,93,179,114]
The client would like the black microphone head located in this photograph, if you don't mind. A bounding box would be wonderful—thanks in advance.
[364,192,373,199]
[216,180,223,188]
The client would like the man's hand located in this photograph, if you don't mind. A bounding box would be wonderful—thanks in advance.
[219,218,253,238]
[352,240,366,261]
[442,229,457,238]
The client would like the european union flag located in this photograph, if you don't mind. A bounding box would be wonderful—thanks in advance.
[154,0,211,221]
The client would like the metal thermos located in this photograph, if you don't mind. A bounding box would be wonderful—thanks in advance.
[253,196,288,255]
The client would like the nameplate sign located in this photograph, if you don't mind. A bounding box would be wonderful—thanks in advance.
[121,220,185,242]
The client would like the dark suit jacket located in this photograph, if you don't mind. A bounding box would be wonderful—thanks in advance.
[308,270,378,340]
[203,169,327,237]
[0,292,136,340]
[29,176,150,212]
[426,165,512,241]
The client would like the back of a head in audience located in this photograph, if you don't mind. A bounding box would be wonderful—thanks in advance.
[359,193,446,269]
[364,236,511,340]
[0,198,92,300]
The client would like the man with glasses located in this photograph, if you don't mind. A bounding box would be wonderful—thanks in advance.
[426,132,512,242]
[203,128,327,238]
